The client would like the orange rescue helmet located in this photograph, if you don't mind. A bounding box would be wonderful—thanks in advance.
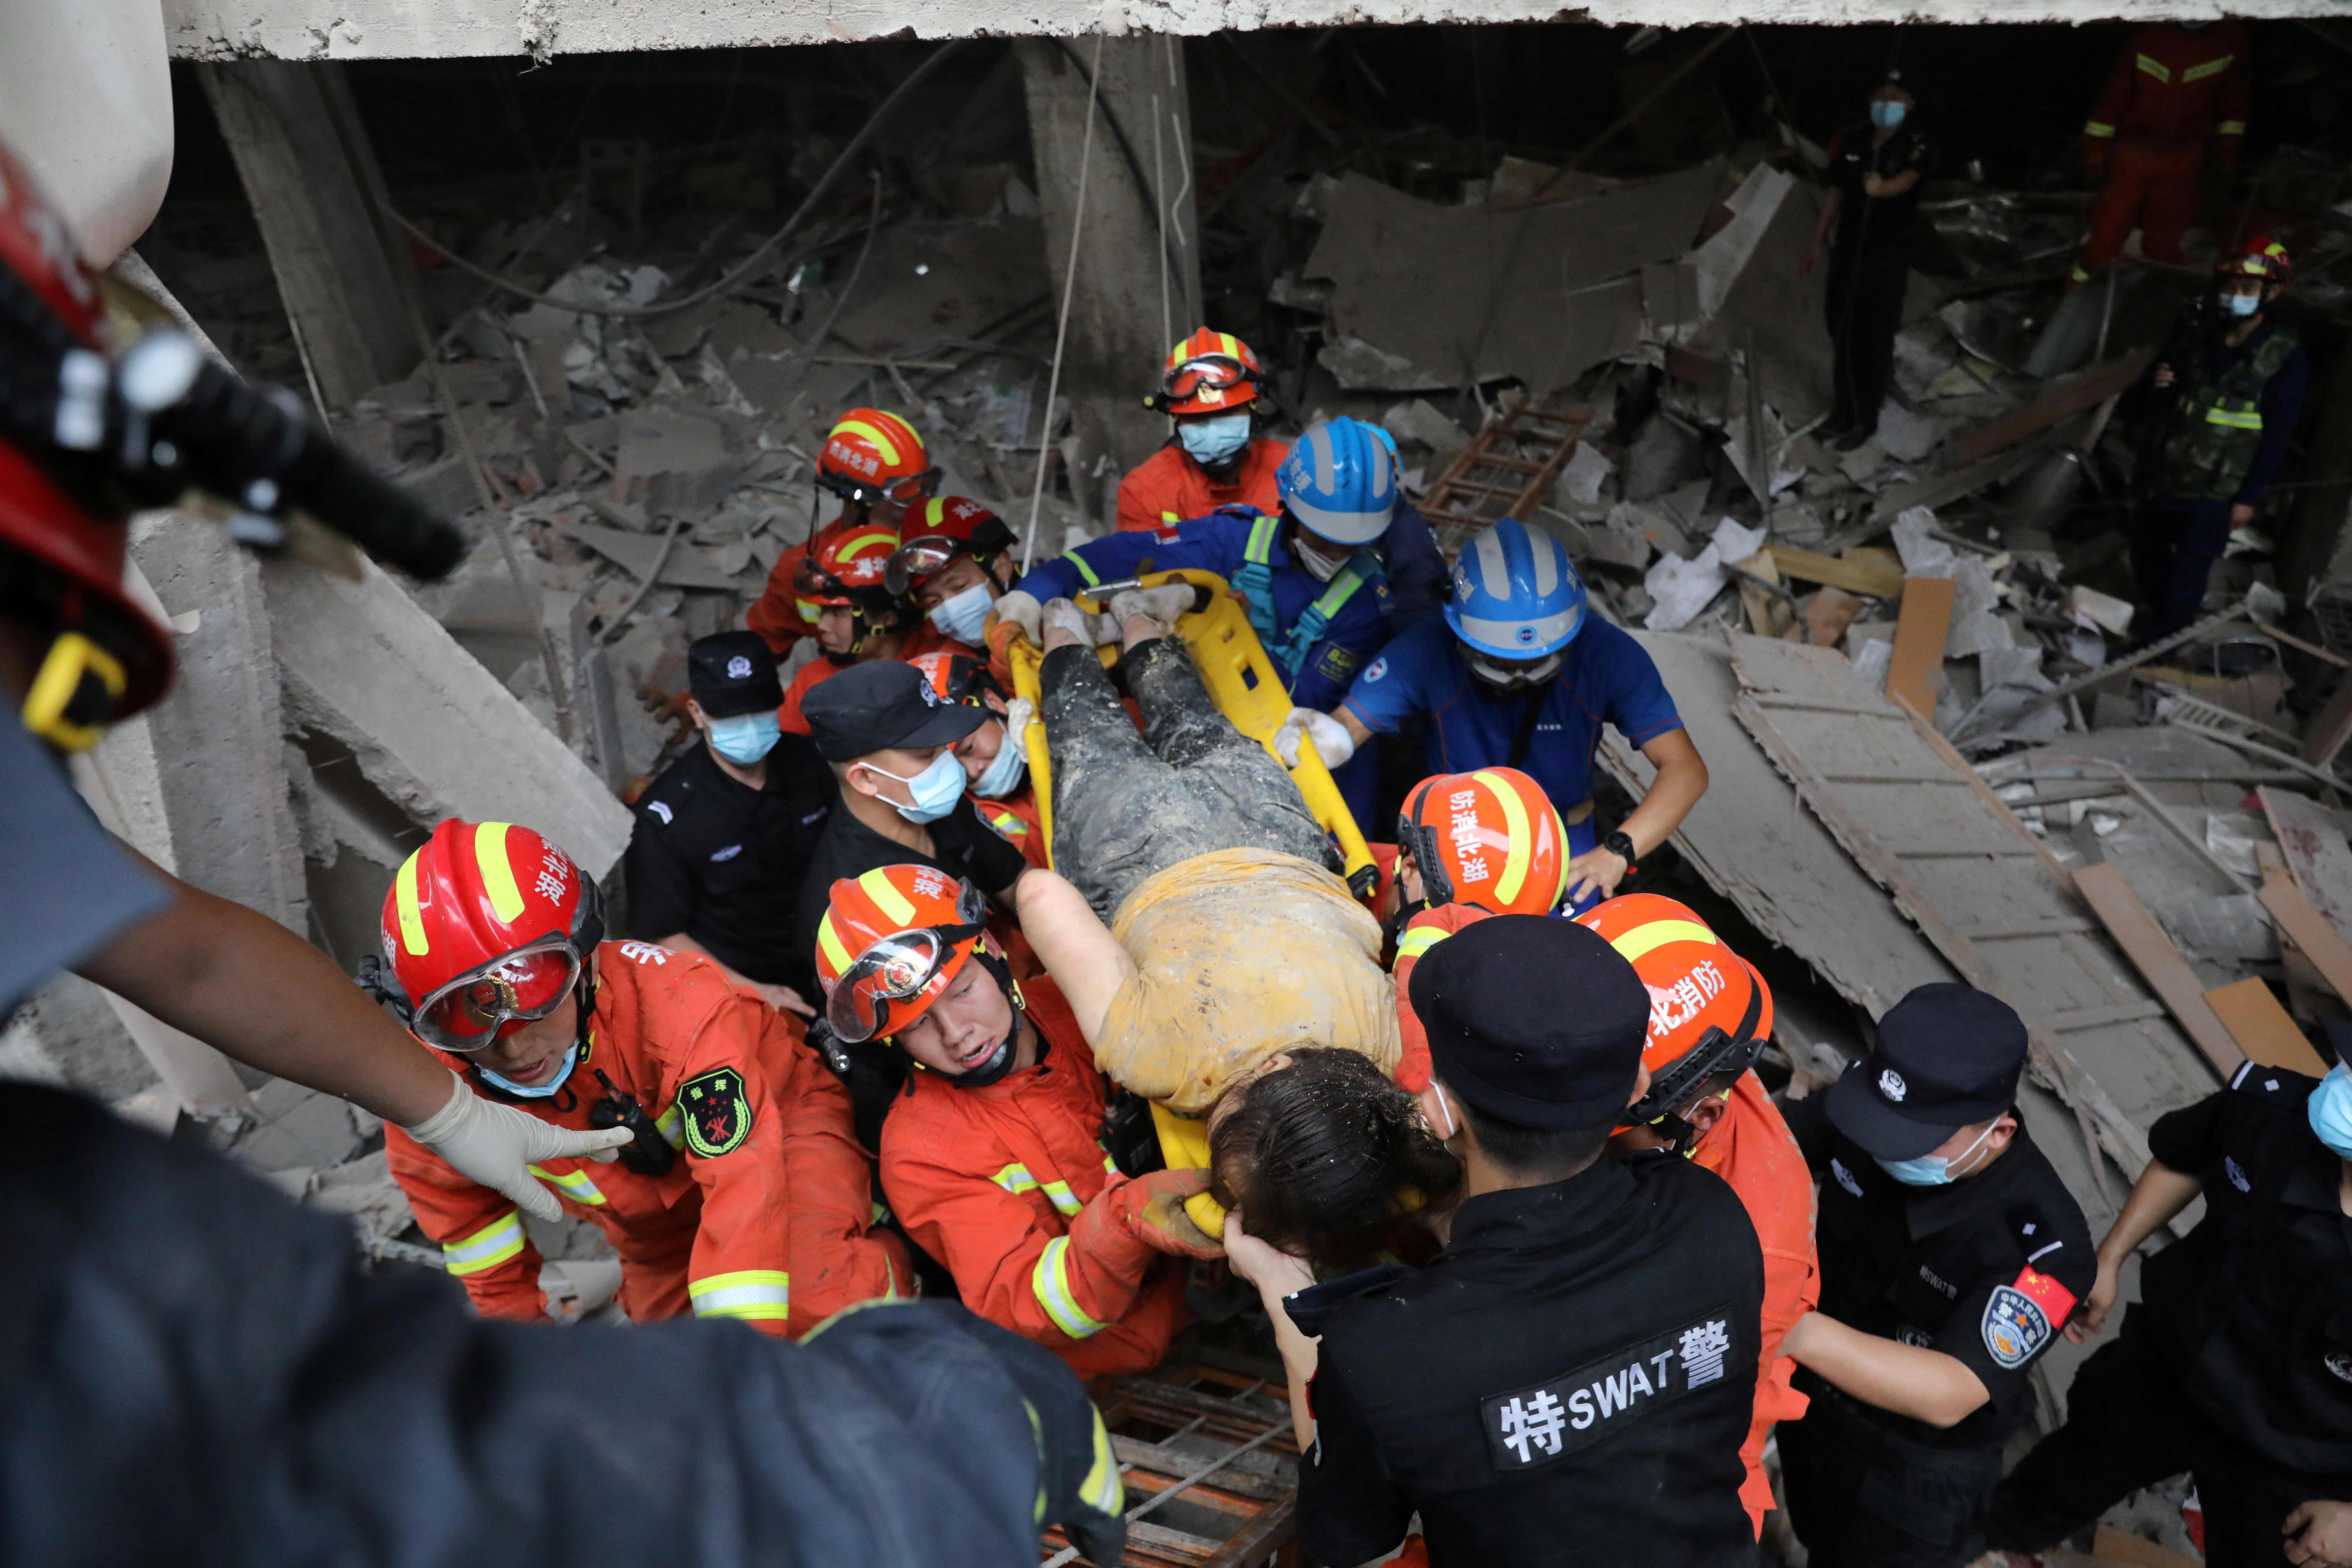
[906,649,1005,708]
[1575,894,1771,1135]
[886,496,1017,596]
[815,864,992,1044]
[817,408,937,505]
[380,820,604,1055]
[797,524,904,610]
[1396,767,1569,916]
[1149,328,1268,416]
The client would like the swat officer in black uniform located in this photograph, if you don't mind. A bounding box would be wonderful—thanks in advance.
[1775,983,2094,1568]
[1981,1053,2352,1567]
[1281,916,1764,1568]
[624,632,834,1011]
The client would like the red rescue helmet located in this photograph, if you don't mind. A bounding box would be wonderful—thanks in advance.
[1575,894,1771,1135]
[0,141,175,741]
[1148,328,1268,416]
[906,649,1006,708]
[816,408,937,506]
[796,524,904,610]
[2218,236,2291,284]
[1396,768,1569,916]
[381,820,604,1054]
[885,496,1016,596]
[815,864,992,1043]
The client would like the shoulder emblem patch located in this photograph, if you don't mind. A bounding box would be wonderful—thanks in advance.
[647,800,674,825]
[1982,1267,2075,1370]
[679,1067,753,1157]
[1830,1157,1864,1198]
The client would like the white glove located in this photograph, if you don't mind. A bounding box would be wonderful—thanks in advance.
[1001,695,1035,744]
[1042,596,1094,645]
[992,589,1043,645]
[1274,707,1356,770]
[401,1069,633,1223]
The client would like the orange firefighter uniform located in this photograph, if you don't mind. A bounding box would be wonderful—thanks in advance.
[388,938,907,1337]
[1113,437,1289,536]
[778,623,974,735]
[749,516,864,656]
[2073,21,2250,283]
[878,973,1188,1376]
[975,786,1049,869]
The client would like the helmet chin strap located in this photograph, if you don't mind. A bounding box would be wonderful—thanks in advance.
[925,950,1027,1092]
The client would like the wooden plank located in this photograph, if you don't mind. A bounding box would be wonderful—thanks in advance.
[2260,786,2352,943]
[2303,664,2352,767]
[1200,1494,1297,1568]
[2259,876,2352,1007]
[2204,977,2332,1076]
[2039,999,2169,1031]
[1952,347,2154,468]
[1885,840,2043,859]
[1885,576,1955,723]
[2072,863,2245,1077]
[1769,545,1906,600]
[1962,917,2100,940]
[1821,770,1976,785]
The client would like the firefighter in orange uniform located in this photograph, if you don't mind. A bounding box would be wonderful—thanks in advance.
[1114,329,1288,536]
[2072,21,2250,286]
[381,819,907,1336]
[907,650,1046,869]
[778,526,972,735]
[814,864,1218,1375]
[1579,895,1818,1542]
[747,408,937,654]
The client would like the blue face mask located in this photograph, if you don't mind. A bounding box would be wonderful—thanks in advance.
[1875,1121,1997,1186]
[1179,411,1252,467]
[864,751,968,824]
[708,710,781,765]
[928,580,995,646]
[2222,289,2263,318]
[973,722,1027,798]
[1870,100,1908,129]
[480,1041,580,1099]
[2308,1064,2352,1159]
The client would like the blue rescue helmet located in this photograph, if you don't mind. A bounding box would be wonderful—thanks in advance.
[1278,416,1397,547]
[1445,516,1587,660]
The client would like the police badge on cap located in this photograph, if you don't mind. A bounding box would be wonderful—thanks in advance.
[688,631,784,719]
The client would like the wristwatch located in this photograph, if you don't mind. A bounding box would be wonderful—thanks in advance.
[1603,831,1639,872]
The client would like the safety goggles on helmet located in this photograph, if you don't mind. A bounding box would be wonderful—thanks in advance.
[886,534,982,597]
[411,936,583,1053]
[1149,356,1262,414]
[1464,646,1565,692]
[825,879,991,1044]
[1621,978,1766,1135]
[817,464,940,507]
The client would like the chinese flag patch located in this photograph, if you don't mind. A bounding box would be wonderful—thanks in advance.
[678,1067,752,1158]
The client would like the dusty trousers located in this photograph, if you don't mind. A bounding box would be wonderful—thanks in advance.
[1041,636,1337,922]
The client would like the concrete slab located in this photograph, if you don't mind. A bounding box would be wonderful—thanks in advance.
[263,551,635,877]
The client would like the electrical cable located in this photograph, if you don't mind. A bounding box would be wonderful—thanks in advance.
[1024,34,1106,575]
[380,40,965,320]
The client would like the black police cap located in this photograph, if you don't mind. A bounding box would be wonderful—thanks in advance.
[687,631,784,719]
[1827,982,2027,1160]
[1409,915,1650,1130]
[803,659,985,762]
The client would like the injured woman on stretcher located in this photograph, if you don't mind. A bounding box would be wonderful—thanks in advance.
[1008,589,1465,1260]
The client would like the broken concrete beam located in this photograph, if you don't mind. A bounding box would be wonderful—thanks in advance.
[126,513,309,932]
[262,552,634,877]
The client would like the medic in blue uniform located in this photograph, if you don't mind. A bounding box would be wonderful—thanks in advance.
[1326,517,1709,912]
[1015,417,1446,823]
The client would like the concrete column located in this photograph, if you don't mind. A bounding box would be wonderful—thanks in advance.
[1017,34,1200,476]
[128,514,309,934]
[197,60,417,411]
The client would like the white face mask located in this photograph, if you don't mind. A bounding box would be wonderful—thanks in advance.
[1294,534,1347,582]
[972,722,1027,798]
[927,580,994,646]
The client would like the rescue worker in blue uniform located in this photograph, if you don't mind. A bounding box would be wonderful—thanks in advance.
[1319,517,1707,912]
[1980,1051,2352,1568]
[1010,416,1445,824]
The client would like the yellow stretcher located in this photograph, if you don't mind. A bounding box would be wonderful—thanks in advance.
[999,568,1375,1238]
